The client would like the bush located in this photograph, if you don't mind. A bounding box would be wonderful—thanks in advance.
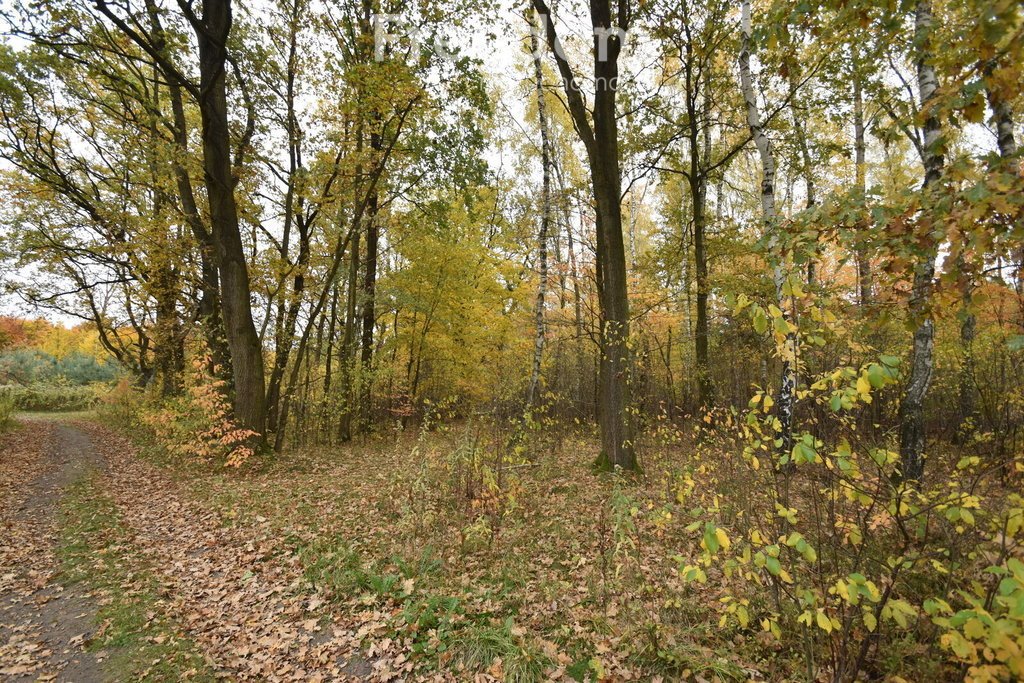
[0,384,99,412]
[0,394,13,431]
[671,295,1024,681]
[138,356,258,467]
[0,349,120,386]
[56,352,121,384]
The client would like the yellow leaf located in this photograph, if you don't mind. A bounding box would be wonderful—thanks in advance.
[963,617,986,640]
[715,528,731,551]
[816,610,833,633]
[863,612,877,632]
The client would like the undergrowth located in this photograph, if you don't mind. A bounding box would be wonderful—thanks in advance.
[0,384,100,412]
[97,401,1022,681]
[292,532,555,678]
[0,394,13,431]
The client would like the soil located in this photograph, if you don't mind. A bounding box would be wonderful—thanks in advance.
[0,422,105,682]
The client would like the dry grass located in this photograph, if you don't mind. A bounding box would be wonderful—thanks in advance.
[177,422,751,680]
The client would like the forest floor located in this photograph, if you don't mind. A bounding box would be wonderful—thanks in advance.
[0,415,769,682]
[0,417,374,681]
[0,421,104,681]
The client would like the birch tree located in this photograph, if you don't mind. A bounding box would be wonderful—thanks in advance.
[525,8,553,414]
[739,0,796,457]
[897,0,945,481]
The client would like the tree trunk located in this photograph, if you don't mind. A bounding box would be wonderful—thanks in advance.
[144,46,184,398]
[957,57,1020,434]
[853,64,872,309]
[276,219,359,451]
[984,62,1020,297]
[266,1,307,435]
[553,161,586,416]
[533,0,637,470]
[898,0,944,482]
[357,0,383,432]
[685,51,712,410]
[958,289,976,433]
[740,0,795,458]
[692,173,712,409]
[359,139,380,431]
[321,284,339,439]
[145,0,230,379]
[590,2,637,471]
[526,13,552,414]
[338,226,360,442]
[788,66,816,284]
[154,264,184,397]
[191,0,267,436]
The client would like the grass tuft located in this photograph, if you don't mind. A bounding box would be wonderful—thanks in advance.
[453,619,553,683]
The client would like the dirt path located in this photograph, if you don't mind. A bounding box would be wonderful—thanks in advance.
[0,421,105,682]
[91,423,374,681]
[2,419,378,682]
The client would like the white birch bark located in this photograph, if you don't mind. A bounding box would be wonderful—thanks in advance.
[898,0,944,481]
[739,0,795,458]
[526,11,553,413]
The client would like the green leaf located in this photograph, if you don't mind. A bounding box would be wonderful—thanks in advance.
[703,523,720,554]
[867,364,886,388]
[753,307,768,334]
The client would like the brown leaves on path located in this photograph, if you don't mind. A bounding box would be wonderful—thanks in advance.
[79,422,381,681]
[0,421,103,682]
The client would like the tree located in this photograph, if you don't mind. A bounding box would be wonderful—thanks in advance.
[852,46,873,308]
[86,0,268,434]
[897,0,945,482]
[648,0,749,410]
[739,0,795,458]
[525,7,554,415]
[532,0,637,470]
[0,15,186,386]
[184,0,267,436]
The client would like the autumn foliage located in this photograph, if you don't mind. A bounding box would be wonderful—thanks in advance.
[136,357,258,468]
[0,0,1023,679]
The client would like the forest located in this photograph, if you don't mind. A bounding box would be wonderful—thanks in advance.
[0,0,1022,680]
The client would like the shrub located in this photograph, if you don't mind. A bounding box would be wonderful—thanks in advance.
[0,349,119,386]
[56,352,121,384]
[0,383,99,411]
[671,295,1024,681]
[96,378,137,425]
[0,394,13,431]
[139,356,258,467]
[0,349,56,385]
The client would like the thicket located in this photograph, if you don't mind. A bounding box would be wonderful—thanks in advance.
[0,349,120,386]
[0,384,100,412]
